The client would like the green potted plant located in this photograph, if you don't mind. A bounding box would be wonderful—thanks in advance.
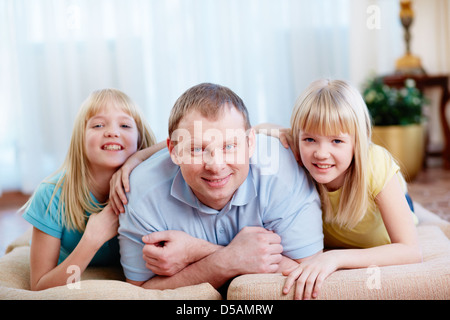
[362,76,427,181]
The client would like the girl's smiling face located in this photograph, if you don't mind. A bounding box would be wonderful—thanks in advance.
[84,103,139,172]
[299,131,355,191]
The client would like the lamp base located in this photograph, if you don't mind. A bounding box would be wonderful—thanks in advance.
[395,54,426,75]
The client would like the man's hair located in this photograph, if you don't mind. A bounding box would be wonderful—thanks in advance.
[168,83,251,138]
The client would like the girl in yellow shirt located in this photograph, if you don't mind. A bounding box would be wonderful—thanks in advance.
[256,79,422,300]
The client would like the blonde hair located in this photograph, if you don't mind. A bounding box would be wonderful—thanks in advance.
[290,79,373,229]
[23,89,156,231]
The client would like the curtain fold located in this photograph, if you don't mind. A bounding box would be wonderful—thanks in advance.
[0,0,405,193]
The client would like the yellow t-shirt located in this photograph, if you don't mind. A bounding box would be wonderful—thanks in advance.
[323,144,409,249]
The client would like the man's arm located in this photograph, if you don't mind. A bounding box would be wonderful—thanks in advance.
[129,227,284,290]
[140,230,221,276]
[128,247,233,289]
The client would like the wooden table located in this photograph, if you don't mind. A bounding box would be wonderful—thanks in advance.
[382,74,450,169]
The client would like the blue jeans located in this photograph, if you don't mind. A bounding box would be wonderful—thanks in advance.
[405,193,414,212]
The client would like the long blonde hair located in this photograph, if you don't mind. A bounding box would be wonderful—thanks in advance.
[23,89,156,231]
[290,79,373,229]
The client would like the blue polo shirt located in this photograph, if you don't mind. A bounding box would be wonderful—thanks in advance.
[118,135,323,282]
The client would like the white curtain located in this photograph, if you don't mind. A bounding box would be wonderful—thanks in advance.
[0,0,405,194]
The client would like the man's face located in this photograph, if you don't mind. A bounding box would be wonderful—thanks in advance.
[168,105,255,210]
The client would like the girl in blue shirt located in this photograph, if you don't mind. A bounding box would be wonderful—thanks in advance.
[22,89,156,290]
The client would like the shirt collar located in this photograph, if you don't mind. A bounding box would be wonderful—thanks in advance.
[170,167,257,214]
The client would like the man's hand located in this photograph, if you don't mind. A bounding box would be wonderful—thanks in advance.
[142,230,220,276]
[220,226,284,276]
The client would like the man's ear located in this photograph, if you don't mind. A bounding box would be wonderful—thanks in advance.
[167,138,181,165]
[247,128,256,158]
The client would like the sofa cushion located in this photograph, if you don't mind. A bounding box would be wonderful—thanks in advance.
[1,201,448,300]
[0,246,222,300]
[227,225,450,300]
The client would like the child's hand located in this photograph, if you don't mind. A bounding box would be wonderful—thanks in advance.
[278,128,301,164]
[109,156,142,214]
[282,251,338,300]
[85,204,119,248]
[254,123,301,164]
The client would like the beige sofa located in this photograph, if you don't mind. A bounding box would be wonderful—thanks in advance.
[1,202,449,300]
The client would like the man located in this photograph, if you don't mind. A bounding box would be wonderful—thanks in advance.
[118,83,323,290]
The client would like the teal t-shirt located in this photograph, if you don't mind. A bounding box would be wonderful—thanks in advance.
[22,175,120,266]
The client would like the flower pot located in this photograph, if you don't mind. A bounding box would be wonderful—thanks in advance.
[371,124,425,181]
